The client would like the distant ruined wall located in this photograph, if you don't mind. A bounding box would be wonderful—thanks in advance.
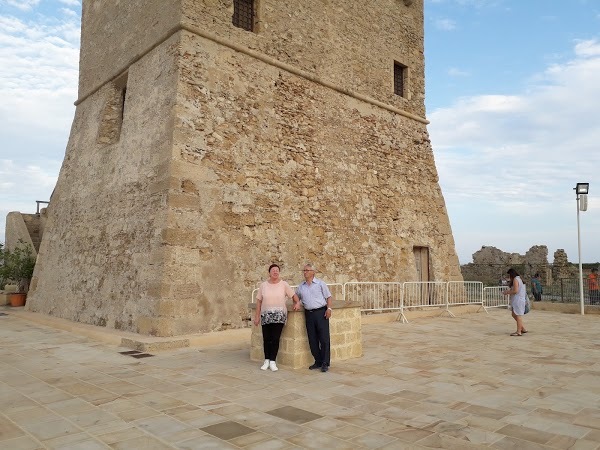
[552,249,578,280]
[27,0,462,336]
[460,245,578,285]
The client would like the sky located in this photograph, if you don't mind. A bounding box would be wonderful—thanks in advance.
[0,0,599,265]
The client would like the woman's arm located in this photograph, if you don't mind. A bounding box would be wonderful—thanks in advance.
[503,278,517,296]
[254,298,262,325]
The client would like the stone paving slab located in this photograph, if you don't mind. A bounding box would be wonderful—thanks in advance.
[1,308,600,449]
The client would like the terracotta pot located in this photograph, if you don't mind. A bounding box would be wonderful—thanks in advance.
[9,293,26,307]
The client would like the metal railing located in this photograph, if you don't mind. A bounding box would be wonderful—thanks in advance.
[250,278,600,322]
[447,281,484,306]
[250,280,487,323]
[402,281,447,309]
[36,200,49,214]
[483,286,509,309]
[543,278,600,304]
[344,282,402,312]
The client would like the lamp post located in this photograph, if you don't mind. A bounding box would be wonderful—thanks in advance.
[575,182,589,315]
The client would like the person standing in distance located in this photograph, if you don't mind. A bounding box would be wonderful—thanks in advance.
[588,268,599,305]
[296,263,333,372]
[531,273,543,302]
[502,268,528,336]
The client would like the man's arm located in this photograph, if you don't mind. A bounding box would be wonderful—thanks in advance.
[325,296,333,318]
[292,294,301,311]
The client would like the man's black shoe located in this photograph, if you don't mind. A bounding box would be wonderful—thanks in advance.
[321,364,329,372]
[309,362,321,370]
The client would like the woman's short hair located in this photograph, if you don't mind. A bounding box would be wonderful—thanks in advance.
[268,263,280,273]
[507,268,519,279]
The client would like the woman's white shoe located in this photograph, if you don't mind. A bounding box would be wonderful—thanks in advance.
[260,359,270,370]
[269,361,278,371]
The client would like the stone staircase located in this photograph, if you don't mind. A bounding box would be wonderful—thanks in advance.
[22,214,42,253]
[28,221,41,252]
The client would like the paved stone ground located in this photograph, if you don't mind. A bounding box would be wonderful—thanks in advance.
[1,308,600,449]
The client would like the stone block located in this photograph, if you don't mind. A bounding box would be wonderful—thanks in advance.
[0,293,11,306]
[250,302,362,369]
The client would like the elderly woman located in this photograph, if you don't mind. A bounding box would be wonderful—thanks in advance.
[254,264,300,371]
[502,268,528,336]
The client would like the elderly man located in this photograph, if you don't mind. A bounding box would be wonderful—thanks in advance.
[296,263,333,372]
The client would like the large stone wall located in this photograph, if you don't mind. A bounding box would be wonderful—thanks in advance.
[27,34,180,330]
[78,0,425,118]
[26,0,462,336]
[78,0,182,98]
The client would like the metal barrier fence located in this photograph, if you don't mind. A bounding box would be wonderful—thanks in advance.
[543,278,600,304]
[344,282,402,312]
[250,278,600,321]
[483,286,509,309]
[251,281,486,323]
[447,281,483,306]
[402,282,447,309]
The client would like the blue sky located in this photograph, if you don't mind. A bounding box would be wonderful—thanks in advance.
[1,0,599,265]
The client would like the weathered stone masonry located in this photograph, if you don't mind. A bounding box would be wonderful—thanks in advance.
[26,0,462,336]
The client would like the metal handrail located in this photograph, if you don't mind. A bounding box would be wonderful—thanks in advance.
[36,200,50,214]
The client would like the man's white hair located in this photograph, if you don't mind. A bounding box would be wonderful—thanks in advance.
[303,262,316,271]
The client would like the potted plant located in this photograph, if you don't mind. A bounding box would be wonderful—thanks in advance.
[0,242,7,295]
[2,240,36,307]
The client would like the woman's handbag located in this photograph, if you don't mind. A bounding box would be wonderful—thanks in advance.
[524,297,531,314]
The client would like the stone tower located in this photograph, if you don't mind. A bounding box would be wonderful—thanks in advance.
[26,0,462,336]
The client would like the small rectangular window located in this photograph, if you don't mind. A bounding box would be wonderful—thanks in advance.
[232,0,254,32]
[394,62,406,97]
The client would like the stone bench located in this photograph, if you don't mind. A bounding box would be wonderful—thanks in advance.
[250,301,363,369]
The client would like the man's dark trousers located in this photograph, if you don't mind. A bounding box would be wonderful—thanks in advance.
[304,307,330,366]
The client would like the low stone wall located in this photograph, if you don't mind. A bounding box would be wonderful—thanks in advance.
[250,301,363,369]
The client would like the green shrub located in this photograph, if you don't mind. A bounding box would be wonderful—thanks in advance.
[3,240,36,293]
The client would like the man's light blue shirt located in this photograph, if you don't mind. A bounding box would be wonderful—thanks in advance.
[296,277,332,310]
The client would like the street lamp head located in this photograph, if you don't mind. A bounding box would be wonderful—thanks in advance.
[575,182,589,195]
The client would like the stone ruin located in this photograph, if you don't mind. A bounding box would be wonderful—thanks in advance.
[460,245,578,286]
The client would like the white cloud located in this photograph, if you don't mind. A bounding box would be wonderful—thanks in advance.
[0,14,79,157]
[435,18,457,31]
[447,67,469,77]
[454,0,503,7]
[0,160,58,196]
[58,0,80,6]
[430,39,600,262]
[574,39,600,57]
[0,10,79,243]
[427,0,504,7]
[3,0,40,11]
[60,7,78,17]
[0,159,59,244]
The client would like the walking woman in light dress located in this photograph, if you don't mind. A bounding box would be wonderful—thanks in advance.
[502,268,528,336]
[254,264,300,371]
